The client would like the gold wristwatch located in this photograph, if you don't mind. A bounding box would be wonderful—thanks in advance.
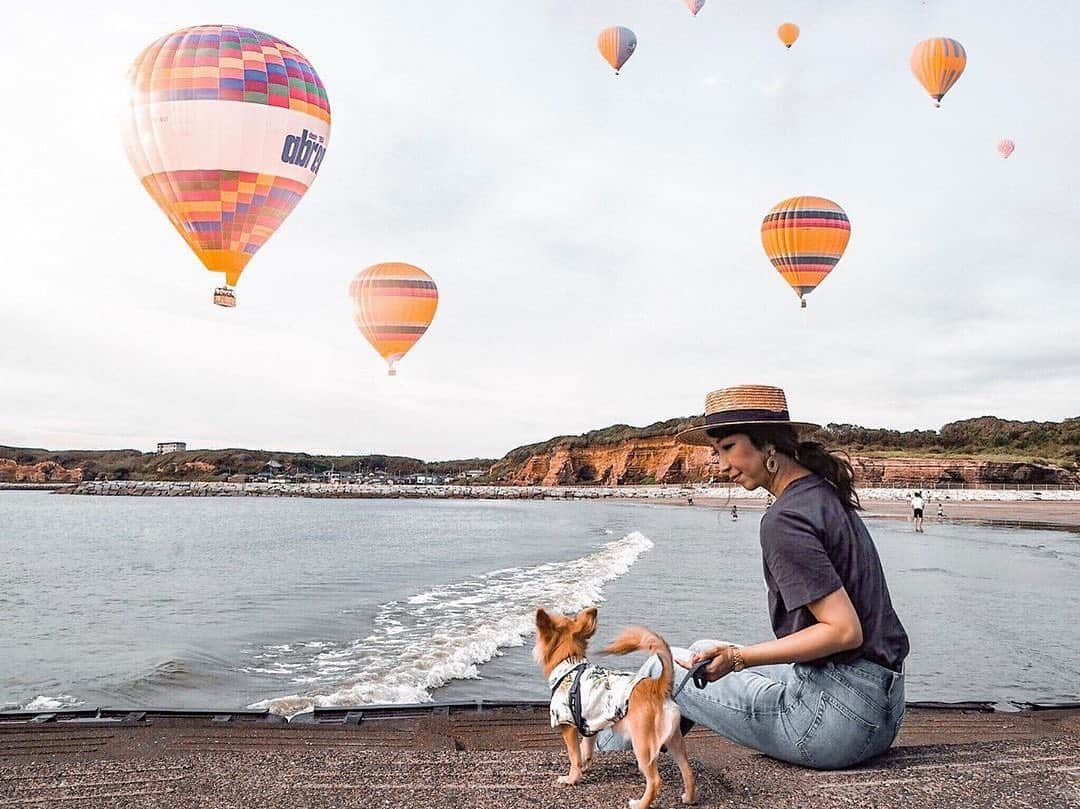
[729,646,746,672]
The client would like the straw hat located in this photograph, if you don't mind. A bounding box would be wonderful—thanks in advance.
[675,384,820,447]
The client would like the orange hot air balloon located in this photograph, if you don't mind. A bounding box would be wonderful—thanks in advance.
[761,196,851,308]
[910,37,967,107]
[125,26,331,308]
[777,23,800,48]
[349,263,438,376]
[597,26,637,74]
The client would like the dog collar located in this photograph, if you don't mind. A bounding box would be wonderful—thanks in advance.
[548,656,587,693]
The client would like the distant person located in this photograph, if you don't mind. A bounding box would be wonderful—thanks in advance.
[911,491,925,533]
[731,504,739,521]
[596,384,909,769]
[937,503,945,520]
[687,495,694,506]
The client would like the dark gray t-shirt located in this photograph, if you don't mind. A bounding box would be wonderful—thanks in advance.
[759,474,909,672]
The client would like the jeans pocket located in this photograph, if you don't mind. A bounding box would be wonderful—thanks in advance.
[795,691,880,770]
[823,665,890,716]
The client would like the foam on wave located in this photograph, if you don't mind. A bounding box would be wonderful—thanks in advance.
[247,531,653,718]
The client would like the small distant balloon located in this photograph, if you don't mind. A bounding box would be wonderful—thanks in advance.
[998,139,1016,159]
[349,263,438,376]
[777,23,800,48]
[910,37,967,107]
[597,26,637,73]
[761,196,851,308]
[686,0,706,16]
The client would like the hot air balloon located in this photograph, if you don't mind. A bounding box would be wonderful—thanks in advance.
[349,263,438,376]
[998,139,1016,159]
[777,23,800,48]
[597,26,637,74]
[124,26,331,308]
[910,37,966,107]
[686,0,706,15]
[761,196,851,308]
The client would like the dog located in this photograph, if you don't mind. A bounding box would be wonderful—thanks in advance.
[534,606,696,808]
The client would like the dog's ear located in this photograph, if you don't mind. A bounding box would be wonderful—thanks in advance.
[576,607,598,639]
[535,608,553,635]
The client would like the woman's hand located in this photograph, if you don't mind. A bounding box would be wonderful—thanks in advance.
[675,645,737,682]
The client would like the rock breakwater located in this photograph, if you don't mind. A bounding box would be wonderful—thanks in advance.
[57,481,1080,502]
[62,481,696,499]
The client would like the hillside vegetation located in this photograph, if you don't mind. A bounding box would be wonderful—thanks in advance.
[3,415,1077,483]
[500,416,1080,469]
[0,446,495,483]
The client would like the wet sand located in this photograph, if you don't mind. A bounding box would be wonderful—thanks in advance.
[648,496,1080,529]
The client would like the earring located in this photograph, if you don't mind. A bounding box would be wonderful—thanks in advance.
[765,454,779,474]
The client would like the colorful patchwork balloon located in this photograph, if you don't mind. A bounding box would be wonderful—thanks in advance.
[597,27,637,74]
[761,197,851,308]
[777,23,800,48]
[349,263,439,376]
[910,37,967,107]
[686,0,706,16]
[998,139,1016,159]
[124,25,331,307]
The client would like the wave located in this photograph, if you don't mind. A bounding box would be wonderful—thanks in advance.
[120,659,202,692]
[5,694,86,712]
[4,656,226,713]
[98,650,237,704]
[247,531,654,718]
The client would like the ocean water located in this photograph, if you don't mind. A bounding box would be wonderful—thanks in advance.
[1,492,1077,717]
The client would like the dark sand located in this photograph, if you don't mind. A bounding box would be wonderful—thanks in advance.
[2,705,1078,807]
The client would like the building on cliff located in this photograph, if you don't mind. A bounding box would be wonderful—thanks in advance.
[156,442,187,454]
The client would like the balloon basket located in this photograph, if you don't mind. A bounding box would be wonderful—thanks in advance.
[800,299,807,309]
[387,369,397,377]
[213,287,237,308]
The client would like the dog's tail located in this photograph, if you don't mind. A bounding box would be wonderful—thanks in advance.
[603,626,674,696]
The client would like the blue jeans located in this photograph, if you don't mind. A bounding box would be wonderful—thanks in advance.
[596,639,906,770]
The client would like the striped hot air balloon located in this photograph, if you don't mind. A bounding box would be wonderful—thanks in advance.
[349,263,438,376]
[686,0,706,16]
[761,197,851,308]
[910,37,967,107]
[597,26,637,74]
[998,139,1016,159]
[124,26,331,308]
[777,23,800,48]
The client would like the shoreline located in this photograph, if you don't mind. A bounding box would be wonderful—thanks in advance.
[9,479,1076,528]
[642,495,1080,529]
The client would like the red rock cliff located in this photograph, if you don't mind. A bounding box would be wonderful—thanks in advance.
[0,459,83,483]
[488,436,1077,487]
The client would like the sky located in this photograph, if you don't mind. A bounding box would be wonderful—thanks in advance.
[2,1,1078,461]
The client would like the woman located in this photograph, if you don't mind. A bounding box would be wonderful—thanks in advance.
[911,491,925,532]
[597,384,909,770]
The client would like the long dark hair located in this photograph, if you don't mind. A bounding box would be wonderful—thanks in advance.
[707,423,861,510]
